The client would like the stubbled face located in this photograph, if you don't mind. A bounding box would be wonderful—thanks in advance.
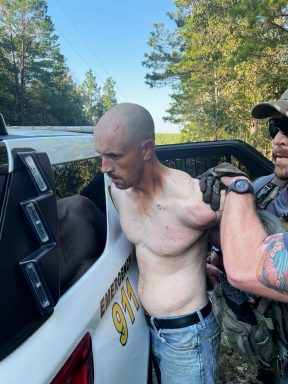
[94,124,145,190]
[272,130,288,180]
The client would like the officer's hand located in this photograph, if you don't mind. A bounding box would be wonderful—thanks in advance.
[197,162,248,211]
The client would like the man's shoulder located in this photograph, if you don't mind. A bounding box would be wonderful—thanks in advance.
[167,168,200,195]
[167,167,196,183]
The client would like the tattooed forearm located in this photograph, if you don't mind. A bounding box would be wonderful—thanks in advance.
[256,233,288,295]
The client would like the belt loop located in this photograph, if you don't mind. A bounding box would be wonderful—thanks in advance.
[150,316,158,331]
[157,328,165,343]
[198,303,210,326]
[197,309,205,325]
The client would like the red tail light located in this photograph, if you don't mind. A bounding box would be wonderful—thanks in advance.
[51,333,94,384]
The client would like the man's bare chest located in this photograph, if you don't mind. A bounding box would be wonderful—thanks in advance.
[118,201,202,257]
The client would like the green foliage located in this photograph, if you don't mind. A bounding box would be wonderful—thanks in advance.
[101,76,117,112]
[0,0,118,126]
[53,157,101,198]
[0,0,68,124]
[77,72,118,125]
[155,133,181,144]
[143,0,288,156]
[77,69,103,125]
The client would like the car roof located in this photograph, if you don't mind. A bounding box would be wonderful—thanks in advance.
[1,128,98,168]
[4,126,93,139]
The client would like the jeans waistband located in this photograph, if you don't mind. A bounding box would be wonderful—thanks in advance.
[145,301,212,330]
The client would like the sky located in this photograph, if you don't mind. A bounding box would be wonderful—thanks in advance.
[46,0,180,133]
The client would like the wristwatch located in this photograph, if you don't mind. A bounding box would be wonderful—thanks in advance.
[227,179,254,194]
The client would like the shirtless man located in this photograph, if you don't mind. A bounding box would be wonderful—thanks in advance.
[94,103,221,384]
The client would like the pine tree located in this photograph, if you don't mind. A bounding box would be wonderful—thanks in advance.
[102,76,117,112]
[0,0,86,125]
[143,0,288,154]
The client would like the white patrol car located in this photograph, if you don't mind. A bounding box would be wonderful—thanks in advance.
[0,114,274,384]
[0,116,149,384]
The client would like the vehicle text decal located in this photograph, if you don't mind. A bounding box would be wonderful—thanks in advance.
[112,277,139,346]
[100,254,132,318]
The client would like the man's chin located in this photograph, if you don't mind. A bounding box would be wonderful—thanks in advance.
[274,165,288,180]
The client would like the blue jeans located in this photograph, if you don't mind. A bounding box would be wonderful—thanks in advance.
[149,308,220,384]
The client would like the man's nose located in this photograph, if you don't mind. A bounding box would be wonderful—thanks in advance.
[273,130,288,145]
[101,157,113,173]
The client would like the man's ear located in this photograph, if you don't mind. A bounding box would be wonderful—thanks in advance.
[142,139,155,161]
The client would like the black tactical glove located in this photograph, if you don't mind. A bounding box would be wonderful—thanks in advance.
[197,162,248,211]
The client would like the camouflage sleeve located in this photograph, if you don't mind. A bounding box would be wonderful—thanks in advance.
[256,233,288,295]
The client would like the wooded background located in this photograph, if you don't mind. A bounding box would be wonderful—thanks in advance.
[1,0,288,158]
[144,0,288,157]
[0,0,117,127]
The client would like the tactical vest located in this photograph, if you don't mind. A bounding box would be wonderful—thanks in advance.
[211,175,288,379]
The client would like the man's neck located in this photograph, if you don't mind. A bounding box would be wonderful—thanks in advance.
[131,160,166,199]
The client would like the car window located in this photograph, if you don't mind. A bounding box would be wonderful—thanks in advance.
[156,140,272,180]
[52,156,107,293]
[53,157,101,199]
[161,154,230,177]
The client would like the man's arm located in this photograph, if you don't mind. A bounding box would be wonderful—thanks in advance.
[221,191,288,302]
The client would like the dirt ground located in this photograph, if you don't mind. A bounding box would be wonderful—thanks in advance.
[217,337,260,384]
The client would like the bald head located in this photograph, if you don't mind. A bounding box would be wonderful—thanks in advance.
[94,103,155,146]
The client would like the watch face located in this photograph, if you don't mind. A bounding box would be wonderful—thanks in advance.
[235,179,249,192]
[228,179,253,194]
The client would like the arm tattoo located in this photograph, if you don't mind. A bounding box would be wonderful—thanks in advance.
[256,233,288,295]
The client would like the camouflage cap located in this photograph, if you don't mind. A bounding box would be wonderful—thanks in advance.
[251,89,288,119]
